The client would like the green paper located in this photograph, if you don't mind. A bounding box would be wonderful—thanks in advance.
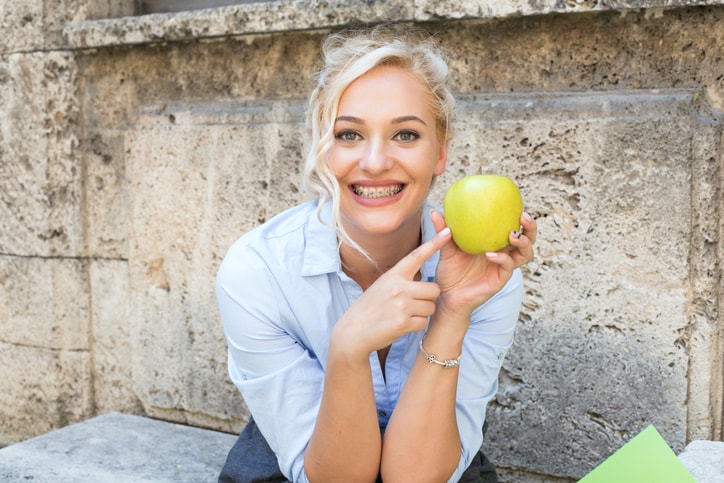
[579,425,696,483]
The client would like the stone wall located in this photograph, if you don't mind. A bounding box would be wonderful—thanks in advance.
[1,1,722,480]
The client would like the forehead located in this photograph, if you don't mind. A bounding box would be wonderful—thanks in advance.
[337,65,433,119]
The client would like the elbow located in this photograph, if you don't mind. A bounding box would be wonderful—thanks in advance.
[304,457,379,483]
[380,462,456,483]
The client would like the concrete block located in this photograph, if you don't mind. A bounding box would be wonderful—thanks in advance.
[0,412,236,482]
[679,440,724,483]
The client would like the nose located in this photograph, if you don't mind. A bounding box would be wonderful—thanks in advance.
[359,139,393,175]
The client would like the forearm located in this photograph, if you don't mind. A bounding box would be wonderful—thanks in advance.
[304,347,381,483]
[381,311,469,483]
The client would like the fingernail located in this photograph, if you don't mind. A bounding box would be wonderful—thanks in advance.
[439,227,451,238]
[512,231,522,239]
[522,212,533,222]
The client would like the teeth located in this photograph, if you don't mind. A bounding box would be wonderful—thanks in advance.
[353,185,403,198]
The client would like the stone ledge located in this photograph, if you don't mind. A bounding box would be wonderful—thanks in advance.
[63,0,724,50]
[63,0,413,49]
[0,412,237,482]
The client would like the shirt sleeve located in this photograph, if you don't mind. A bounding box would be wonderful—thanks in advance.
[448,268,524,482]
[216,244,318,483]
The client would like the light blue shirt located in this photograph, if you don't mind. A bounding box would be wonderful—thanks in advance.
[217,199,523,482]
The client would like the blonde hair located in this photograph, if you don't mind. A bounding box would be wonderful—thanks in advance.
[302,27,455,256]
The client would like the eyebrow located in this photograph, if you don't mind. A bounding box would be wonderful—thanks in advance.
[335,115,428,126]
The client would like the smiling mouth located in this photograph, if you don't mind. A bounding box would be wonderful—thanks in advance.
[352,184,404,199]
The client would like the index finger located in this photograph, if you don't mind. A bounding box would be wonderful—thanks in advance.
[393,227,452,279]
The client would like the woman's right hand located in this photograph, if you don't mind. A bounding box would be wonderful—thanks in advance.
[331,227,454,361]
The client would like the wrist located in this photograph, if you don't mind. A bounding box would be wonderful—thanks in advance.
[329,323,372,369]
[435,293,474,322]
[431,296,473,338]
[419,335,462,369]
[437,282,495,321]
[418,323,465,361]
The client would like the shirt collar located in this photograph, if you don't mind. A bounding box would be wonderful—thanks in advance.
[301,201,341,277]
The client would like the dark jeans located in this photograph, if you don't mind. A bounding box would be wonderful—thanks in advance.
[219,418,498,483]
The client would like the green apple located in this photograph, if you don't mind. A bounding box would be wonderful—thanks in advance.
[443,174,523,254]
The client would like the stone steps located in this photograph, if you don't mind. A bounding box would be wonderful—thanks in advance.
[0,412,236,482]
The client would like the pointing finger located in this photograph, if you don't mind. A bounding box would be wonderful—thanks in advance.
[393,226,452,279]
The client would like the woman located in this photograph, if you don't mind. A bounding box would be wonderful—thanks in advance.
[217,28,537,483]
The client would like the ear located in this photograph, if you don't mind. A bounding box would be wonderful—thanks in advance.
[433,142,448,176]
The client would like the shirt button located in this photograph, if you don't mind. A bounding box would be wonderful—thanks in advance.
[378,411,387,418]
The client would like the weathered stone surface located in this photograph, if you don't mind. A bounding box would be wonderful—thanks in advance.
[0,412,236,482]
[0,1,98,54]
[0,1,45,53]
[83,129,129,259]
[89,259,144,415]
[427,90,714,479]
[685,126,724,443]
[123,102,309,431]
[0,341,92,447]
[77,0,135,22]
[0,51,82,258]
[0,256,89,350]
[62,0,724,50]
[0,1,722,482]
[0,255,93,446]
[416,0,724,21]
[679,440,724,483]
[439,8,723,110]
[63,0,415,48]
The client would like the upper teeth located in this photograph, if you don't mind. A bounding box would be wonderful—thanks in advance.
[353,185,403,198]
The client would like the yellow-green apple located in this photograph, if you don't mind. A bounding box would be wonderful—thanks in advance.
[443,174,523,254]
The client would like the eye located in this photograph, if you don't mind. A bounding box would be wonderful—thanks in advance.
[335,130,361,142]
[395,130,419,142]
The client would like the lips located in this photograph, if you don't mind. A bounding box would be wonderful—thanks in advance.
[352,184,404,199]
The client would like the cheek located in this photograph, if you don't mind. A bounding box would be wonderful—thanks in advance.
[327,146,357,179]
[417,145,446,178]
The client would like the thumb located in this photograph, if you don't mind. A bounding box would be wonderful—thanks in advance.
[392,225,451,279]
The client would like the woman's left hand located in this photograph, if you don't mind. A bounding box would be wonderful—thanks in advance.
[430,209,537,317]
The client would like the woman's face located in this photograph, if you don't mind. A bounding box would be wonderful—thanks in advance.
[328,65,447,242]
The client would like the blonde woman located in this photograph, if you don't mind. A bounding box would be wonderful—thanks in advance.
[217,28,537,483]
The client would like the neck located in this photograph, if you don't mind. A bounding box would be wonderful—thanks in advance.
[340,223,422,290]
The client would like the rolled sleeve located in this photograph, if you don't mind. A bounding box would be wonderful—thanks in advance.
[235,352,322,483]
[217,246,322,482]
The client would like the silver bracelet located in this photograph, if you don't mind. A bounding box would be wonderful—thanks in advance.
[419,338,462,369]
